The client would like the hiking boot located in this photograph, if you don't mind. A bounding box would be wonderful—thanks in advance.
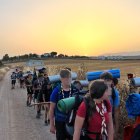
[44,120,49,126]
[47,120,50,124]
[26,101,29,106]
[36,113,40,119]
[28,103,32,107]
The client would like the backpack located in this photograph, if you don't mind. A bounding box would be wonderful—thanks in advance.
[55,84,79,122]
[11,74,16,80]
[65,96,107,139]
[131,124,140,140]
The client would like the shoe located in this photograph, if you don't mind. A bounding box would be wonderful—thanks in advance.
[28,103,32,107]
[26,101,29,106]
[44,120,48,126]
[36,113,40,119]
[47,120,50,124]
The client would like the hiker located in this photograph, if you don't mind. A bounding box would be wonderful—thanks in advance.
[11,72,17,89]
[73,80,83,91]
[25,74,33,106]
[18,71,25,88]
[33,73,44,118]
[42,73,52,125]
[50,69,78,140]
[100,72,120,140]
[73,80,114,140]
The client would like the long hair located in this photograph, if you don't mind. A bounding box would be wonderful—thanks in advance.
[85,80,108,119]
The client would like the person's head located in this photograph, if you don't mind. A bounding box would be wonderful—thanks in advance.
[60,69,71,87]
[73,80,82,90]
[64,67,71,71]
[89,80,108,100]
[44,73,48,78]
[100,72,113,87]
[38,73,44,78]
[27,74,32,79]
[42,67,46,73]
[112,78,118,87]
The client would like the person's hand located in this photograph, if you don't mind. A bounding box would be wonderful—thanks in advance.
[50,125,56,134]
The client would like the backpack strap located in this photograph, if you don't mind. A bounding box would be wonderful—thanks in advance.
[83,97,89,128]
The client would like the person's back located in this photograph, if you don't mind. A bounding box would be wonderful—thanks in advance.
[11,72,17,89]
[11,73,16,80]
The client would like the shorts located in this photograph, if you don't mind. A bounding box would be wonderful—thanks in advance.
[44,93,51,102]
[34,91,39,100]
[20,79,24,84]
[11,80,16,85]
[37,92,43,103]
[27,88,33,95]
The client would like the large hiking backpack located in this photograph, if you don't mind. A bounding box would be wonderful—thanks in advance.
[63,94,97,137]
[65,95,86,136]
[63,96,107,139]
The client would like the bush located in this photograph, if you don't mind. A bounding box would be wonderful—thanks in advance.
[0,61,3,67]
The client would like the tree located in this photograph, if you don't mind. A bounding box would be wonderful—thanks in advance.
[0,60,3,67]
[64,54,68,57]
[58,54,64,58]
[50,52,57,57]
[29,53,33,58]
[2,54,9,61]
[32,53,38,58]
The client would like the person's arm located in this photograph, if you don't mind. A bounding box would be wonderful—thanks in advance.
[49,102,56,134]
[73,116,85,140]
[43,93,45,102]
[114,106,120,138]
[114,89,120,138]
[49,87,58,134]
[107,112,114,140]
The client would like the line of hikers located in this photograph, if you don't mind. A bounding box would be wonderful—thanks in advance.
[10,68,120,140]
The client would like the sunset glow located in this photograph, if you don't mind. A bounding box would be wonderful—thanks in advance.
[0,0,140,58]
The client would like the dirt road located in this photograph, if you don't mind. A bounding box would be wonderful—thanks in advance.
[0,71,55,140]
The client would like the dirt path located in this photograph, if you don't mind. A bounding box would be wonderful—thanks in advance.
[0,71,55,140]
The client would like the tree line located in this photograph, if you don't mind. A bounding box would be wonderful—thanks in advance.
[1,52,89,62]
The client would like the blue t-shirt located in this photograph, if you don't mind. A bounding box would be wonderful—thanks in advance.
[50,86,78,122]
[109,88,120,108]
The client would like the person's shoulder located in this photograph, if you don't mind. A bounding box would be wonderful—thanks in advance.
[50,86,61,102]
[114,88,120,99]
[52,86,60,94]
[104,99,112,112]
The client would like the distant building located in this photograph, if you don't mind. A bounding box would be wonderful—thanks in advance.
[43,53,51,57]
[98,56,123,60]
[98,56,106,60]
[26,60,45,69]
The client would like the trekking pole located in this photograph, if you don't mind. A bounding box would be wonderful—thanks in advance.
[30,102,50,107]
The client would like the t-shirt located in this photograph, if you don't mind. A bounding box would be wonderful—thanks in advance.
[110,88,120,108]
[25,79,32,90]
[33,77,44,91]
[11,74,16,80]
[50,85,78,122]
[77,99,112,139]
[42,77,52,98]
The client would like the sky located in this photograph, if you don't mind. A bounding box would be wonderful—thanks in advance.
[0,0,140,58]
